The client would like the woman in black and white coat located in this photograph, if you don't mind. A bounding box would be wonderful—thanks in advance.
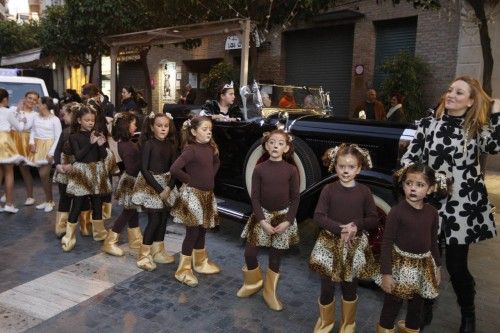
[401,76,499,333]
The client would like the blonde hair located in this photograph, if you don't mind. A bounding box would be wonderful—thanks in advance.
[435,76,491,139]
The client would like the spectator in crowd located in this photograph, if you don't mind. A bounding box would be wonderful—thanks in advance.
[121,87,139,112]
[386,93,406,122]
[201,82,243,121]
[354,88,386,120]
[278,86,297,108]
[179,83,197,105]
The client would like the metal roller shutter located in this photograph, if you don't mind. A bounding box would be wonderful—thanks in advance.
[374,16,417,90]
[284,25,354,116]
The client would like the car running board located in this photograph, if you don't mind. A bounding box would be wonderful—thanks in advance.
[216,197,252,221]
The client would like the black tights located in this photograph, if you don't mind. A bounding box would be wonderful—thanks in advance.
[379,294,424,330]
[68,195,102,223]
[244,243,283,273]
[319,276,358,305]
[181,226,207,255]
[57,184,72,212]
[445,244,475,311]
[142,209,169,245]
[111,209,139,233]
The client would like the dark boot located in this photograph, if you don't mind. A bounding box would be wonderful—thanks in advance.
[451,280,476,333]
[459,307,475,333]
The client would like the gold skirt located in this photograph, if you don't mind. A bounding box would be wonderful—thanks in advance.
[309,230,377,282]
[11,131,30,157]
[66,160,112,196]
[131,172,178,210]
[374,245,439,299]
[0,131,24,164]
[53,153,75,184]
[241,207,299,250]
[26,138,54,166]
[171,184,218,229]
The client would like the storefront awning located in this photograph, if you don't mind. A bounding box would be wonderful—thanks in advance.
[0,48,43,66]
[103,18,247,48]
[103,18,252,105]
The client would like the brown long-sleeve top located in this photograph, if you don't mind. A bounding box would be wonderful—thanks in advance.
[170,142,220,191]
[380,200,441,275]
[251,159,300,222]
[69,130,107,163]
[140,138,177,194]
[314,181,378,235]
[118,140,140,177]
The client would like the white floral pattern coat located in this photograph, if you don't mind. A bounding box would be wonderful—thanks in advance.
[401,113,500,245]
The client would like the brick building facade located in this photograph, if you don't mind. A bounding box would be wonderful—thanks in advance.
[116,0,493,116]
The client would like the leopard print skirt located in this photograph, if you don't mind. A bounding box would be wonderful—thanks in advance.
[131,172,178,210]
[114,173,137,209]
[373,245,439,299]
[171,184,218,229]
[52,153,74,184]
[309,230,377,282]
[66,159,112,196]
[240,207,299,250]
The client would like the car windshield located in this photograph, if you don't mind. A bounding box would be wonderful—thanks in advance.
[240,82,329,119]
[0,82,44,107]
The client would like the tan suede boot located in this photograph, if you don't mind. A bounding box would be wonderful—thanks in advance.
[314,298,335,333]
[175,254,198,287]
[102,231,124,256]
[55,211,69,238]
[263,268,283,311]
[236,265,263,298]
[61,223,78,252]
[192,248,220,274]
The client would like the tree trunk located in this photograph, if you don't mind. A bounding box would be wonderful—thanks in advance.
[140,47,152,109]
[467,0,494,95]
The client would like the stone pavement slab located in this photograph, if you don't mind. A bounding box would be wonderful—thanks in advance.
[0,176,499,332]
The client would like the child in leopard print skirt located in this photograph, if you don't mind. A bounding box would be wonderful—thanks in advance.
[375,164,445,333]
[309,143,378,333]
[170,116,221,288]
[237,129,300,312]
[131,112,178,271]
[101,112,143,257]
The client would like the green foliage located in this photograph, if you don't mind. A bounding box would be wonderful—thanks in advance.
[0,20,41,57]
[39,1,148,66]
[141,0,337,35]
[389,0,441,10]
[203,62,237,98]
[378,50,430,121]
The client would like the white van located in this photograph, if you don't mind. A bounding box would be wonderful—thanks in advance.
[0,76,49,106]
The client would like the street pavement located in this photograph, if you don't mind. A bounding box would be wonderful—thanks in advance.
[0,173,499,333]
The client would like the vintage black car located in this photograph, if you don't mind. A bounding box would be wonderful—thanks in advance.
[165,83,416,254]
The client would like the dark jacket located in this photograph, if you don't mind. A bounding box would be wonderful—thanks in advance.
[202,100,243,120]
[121,98,138,112]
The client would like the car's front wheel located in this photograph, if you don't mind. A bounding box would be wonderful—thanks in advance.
[243,137,322,196]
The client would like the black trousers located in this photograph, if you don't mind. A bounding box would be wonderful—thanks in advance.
[243,243,283,273]
[445,244,475,312]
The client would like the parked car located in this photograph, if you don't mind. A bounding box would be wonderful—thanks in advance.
[0,76,49,106]
[165,83,416,255]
